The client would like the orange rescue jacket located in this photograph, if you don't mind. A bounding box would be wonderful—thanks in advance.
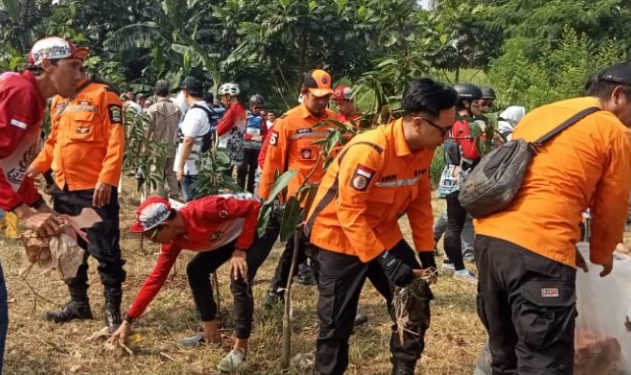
[474,97,631,267]
[31,78,125,190]
[306,119,434,262]
[258,103,335,203]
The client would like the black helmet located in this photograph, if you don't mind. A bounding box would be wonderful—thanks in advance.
[454,83,482,102]
[480,86,496,100]
[249,94,264,105]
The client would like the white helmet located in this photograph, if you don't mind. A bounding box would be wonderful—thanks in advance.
[218,83,240,96]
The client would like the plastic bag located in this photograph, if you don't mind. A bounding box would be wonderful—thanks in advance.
[575,242,631,375]
[473,243,631,375]
[20,230,85,281]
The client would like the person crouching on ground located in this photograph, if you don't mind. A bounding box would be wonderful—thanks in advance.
[110,194,272,372]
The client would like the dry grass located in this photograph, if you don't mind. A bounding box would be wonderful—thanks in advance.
[1,187,485,375]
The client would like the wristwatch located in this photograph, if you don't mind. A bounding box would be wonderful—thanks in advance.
[123,313,135,324]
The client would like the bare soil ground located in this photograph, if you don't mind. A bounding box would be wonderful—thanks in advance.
[1,188,485,375]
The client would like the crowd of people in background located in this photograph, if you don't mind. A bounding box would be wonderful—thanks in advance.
[1,36,631,375]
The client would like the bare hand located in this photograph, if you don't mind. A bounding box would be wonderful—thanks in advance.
[176,169,184,183]
[93,182,113,208]
[576,247,589,272]
[22,212,65,237]
[229,250,248,280]
[26,166,42,179]
[600,255,614,277]
[109,320,132,343]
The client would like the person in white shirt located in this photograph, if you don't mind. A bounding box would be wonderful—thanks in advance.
[174,77,212,202]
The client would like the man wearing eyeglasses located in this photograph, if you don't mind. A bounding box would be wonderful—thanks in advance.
[110,193,271,372]
[305,78,457,375]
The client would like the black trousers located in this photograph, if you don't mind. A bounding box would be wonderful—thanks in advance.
[268,230,319,294]
[444,191,467,270]
[51,185,126,289]
[315,240,429,375]
[237,148,260,193]
[475,235,577,375]
[187,236,273,339]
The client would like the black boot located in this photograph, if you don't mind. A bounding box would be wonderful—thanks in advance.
[44,284,93,323]
[104,285,122,333]
[391,360,416,375]
[263,289,285,309]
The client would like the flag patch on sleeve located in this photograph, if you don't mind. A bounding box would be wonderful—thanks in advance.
[350,164,375,191]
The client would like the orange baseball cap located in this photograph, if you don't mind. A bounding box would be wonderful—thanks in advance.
[303,69,333,97]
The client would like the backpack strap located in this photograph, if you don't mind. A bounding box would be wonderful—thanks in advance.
[532,107,600,147]
[191,103,217,124]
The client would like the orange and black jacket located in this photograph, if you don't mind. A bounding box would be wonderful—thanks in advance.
[31,77,125,190]
[306,118,435,263]
[475,97,631,267]
[258,103,335,204]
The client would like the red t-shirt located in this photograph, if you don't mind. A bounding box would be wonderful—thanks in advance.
[450,119,480,161]
[216,102,246,136]
[0,71,46,211]
[126,194,261,319]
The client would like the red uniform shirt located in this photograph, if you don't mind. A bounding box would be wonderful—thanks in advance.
[257,123,275,168]
[216,102,246,136]
[0,71,46,211]
[127,194,261,319]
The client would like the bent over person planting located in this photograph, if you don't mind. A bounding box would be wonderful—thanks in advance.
[110,194,272,372]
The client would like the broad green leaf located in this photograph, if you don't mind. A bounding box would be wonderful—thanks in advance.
[265,170,298,205]
[279,196,302,242]
[257,204,272,237]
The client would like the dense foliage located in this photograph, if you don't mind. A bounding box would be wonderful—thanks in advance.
[1,0,629,113]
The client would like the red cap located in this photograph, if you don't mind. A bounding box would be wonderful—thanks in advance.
[332,85,353,101]
[130,196,172,233]
[29,37,89,67]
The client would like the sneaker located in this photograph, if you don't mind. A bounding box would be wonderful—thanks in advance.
[441,261,455,274]
[453,269,478,285]
[177,333,206,347]
[218,348,246,372]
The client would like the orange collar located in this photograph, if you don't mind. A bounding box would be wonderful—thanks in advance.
[393,118,412,157]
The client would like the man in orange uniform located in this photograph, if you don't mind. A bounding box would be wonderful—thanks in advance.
[258,69,335,306]
[306,78,458,375]
[28,69,126,333]
[474,62,631,375]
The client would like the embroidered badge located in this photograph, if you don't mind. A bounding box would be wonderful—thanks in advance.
[76,126,90,134]
[301,148,313,160]
[108,104,123,124]
[210,231,224,241]
[350,164,375,192]
[219,210,229,218]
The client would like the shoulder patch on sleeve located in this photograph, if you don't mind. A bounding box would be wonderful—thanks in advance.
[350,164,376,192]
[269,130,279,146]
[108,104,123,124]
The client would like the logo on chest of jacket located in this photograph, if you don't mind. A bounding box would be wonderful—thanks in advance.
[210,231,224,241]
[300,148,313,160]
[108,104,123,124]
[350,164,375,192]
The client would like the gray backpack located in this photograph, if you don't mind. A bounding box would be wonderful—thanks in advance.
[458,107,600,218]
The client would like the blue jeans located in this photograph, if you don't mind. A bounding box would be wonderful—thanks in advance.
[0,260,8,374]
[182,174,200,202]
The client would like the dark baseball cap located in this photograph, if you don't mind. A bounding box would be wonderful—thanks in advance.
[181,76,204,96]
[597,62,631,85]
